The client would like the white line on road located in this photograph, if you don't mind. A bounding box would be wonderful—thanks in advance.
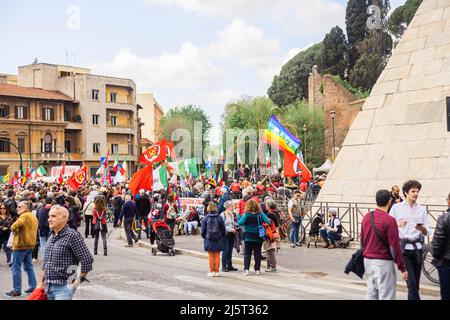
[77,285,155,300]
[126,280,213,300]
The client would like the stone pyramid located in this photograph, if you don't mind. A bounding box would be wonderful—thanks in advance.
[317,0,450,205]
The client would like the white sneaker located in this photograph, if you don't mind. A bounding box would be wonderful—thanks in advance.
[213,272,221,277]
[207,272,214,277]
[242,270,249,276]
[255,270,261,275]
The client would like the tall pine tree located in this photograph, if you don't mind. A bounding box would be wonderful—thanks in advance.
[346,0,370,71]
[322,26,347,79]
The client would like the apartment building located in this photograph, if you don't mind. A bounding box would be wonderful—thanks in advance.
[137,93,164,144]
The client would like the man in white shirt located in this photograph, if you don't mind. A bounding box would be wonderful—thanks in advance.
[390,180,431,300]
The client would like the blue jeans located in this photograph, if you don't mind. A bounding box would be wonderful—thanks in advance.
[46,284,75,300]
[39,235,49,260]
[12,249,37,293]
[438,265,450,300]
[289,218,302,244]
[320,229,342,245]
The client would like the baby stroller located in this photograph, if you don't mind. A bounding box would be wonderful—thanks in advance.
[149,219,176,256]
[307,213,323,248]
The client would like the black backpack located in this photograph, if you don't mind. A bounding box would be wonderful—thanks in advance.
[206,215,221,241]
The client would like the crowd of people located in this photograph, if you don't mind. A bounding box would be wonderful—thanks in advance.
[0,170,449,301]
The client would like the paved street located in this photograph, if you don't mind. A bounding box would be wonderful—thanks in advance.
[0,225,439,300]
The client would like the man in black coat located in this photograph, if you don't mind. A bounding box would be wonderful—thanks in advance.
[135,190,151,239]
[432,193,450,300]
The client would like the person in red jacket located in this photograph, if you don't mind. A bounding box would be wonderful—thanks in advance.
[360,189,408,300]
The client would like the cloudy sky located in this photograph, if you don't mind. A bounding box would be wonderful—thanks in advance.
[0,0,405,143]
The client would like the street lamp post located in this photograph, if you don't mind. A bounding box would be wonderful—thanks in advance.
[0,138,23,175]
[302,124,307,164]
[330,111,336,161]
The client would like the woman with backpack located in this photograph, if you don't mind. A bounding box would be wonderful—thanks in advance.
[201,202,226,277]
[65,196,81,230]
[82,192,95,238]
[92,196,108,256]
[263,203,281,273]
[238,199,272,276]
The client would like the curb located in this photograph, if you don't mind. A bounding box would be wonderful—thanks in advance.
[117,232,440,297]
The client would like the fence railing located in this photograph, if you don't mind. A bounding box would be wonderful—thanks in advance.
[272,199,447,243]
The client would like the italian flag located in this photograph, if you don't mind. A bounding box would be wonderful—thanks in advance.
[120,160,127,176]
[36,165,47,177]
[113,155,119,172]
[152,165,168,191]
[218,167,223,186]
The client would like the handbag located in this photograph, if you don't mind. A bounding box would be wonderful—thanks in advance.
[6,232,14,249]
[27,288,47,300]
[257,214,266,239]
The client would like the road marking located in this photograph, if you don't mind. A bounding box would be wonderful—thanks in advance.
[77,285,155,300]
[174,275,293,300]
[126,280,213,300]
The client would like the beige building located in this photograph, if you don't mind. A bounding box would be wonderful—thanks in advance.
[15,63,139,178]
[137,93,164,144]
[0,83,79,176]
[0,74,18,85]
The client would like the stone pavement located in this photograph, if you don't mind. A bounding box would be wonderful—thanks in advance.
[145,231,440,297]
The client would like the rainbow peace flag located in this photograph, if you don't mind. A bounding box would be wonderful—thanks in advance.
[262,115,301,155]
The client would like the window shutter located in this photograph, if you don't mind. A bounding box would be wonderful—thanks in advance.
[5,105,9,117]
[23,107,27,119]
[15,106,18,119]
[42,108,45,120]
[51,108,55,121]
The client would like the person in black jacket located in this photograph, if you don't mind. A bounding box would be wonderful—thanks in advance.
[4,190,17,219]
[112,189,125,228]
[135,190,151,239]
[432,193,450,300]
[65,196,80,230]
[36,197,52,259]
[120,195,139,247]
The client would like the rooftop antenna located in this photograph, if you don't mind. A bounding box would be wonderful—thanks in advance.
[32,58,39,64]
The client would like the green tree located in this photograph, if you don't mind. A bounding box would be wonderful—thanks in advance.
[388,0,423,41]
[158,105,212,159]
[322,26,348,79]
[346,0,370,70]
[267,43,323,107]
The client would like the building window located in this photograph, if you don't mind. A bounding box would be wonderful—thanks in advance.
[128,144,134,156]
[64,109,70,121]
[93,143,100,154]
[111,144,119,154]
[43,108,54,121]
[17,138,25,153]
[15,106,26,119]
[111,116,117,126]
[110,93,117,103]
[43,133,53,153]
[65,140,71,153]
[0,138,10,153]
[0,105,9,117]
[92,114,99,125]
[92,90,99,100]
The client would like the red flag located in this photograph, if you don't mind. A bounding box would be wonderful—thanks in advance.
[58,162,66,184]
[129,165,154,196]
[283,151,311,182]
[166,141,176,160]
[140,139,167,165]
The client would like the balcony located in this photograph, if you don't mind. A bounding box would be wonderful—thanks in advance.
[104,102,136,112]
[106,125,136,135]
[32,152,83,162]
[64,114,83,130]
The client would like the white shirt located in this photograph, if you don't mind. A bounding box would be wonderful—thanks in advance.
[389,201,431,250]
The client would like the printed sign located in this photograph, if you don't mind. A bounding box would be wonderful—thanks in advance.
[50,166,80,178]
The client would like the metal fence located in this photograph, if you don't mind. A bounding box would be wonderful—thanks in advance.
[273,199,447,243]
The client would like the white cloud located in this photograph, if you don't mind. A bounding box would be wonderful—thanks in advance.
[144,0,346,35]
[92,42,218,92]
[207,19,280,69]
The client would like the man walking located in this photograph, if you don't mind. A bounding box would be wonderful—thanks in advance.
[361,190,408,300]
[120,195,139,247]
[5,201,38,298]
[37,205,93,300]
[135,190,151,239]
[388,185,403,213]
[288,190,304,248]
[36,197,52,259]
[431,192,450,300]
[390,180,431,300]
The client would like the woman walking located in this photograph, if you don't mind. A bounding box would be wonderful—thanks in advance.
[263,202,281,273]
[238,199,272,276]
[0,204,15,267]
[65,196,81,230]
[82,192,95,238]
[92,196,108,256]
[201,203,226,277]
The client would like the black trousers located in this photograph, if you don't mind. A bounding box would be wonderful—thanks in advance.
[136,216,149,239]
[124,218,137,245]
[403,249,422,300]
[85,215,93,237]
[113,211,121,228]
[244,241,263,271]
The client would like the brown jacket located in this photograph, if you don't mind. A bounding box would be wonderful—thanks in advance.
[11,211,38,251]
